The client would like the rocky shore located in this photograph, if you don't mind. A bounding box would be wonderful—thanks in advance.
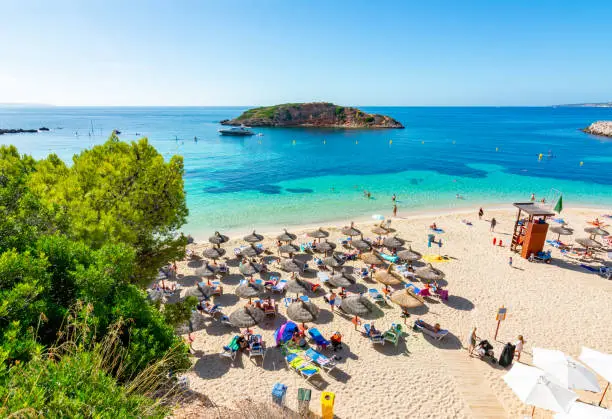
[220,102,404,128]
[582,121,612,138]
[0,127,49,135]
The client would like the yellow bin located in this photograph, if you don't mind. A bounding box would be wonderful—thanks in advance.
[321,391,335,419]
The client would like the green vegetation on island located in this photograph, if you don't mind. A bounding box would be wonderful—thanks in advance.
[220,102,404,128]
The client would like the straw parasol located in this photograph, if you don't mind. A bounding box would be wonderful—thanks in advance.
[575,237,602,251]
[307,228,329,239]
[352,239,372,251]
[374,265,402,286]
[324,254,345,271]
[341,222,361,237]
[228,306,265,328]
[329,272,355,288]
[416,263,445,282]
[584,227,609,237]
[550,226,574,241]
[390,288,425,308]
[383,235,405,249]
[315,239,336,254]
[195,263,216,277]
[239,244,263,258]
[235,282,264,300]
[281,259,301,273]
[340,295,376,316]
[209,231,229,247]
[243,230,264,243]
[279,243,300,254]
[239,261,260,276]
[286,278,311,295]
[372,226,390,235]
[277,229,297,242]
[397,246,422,263]
[202,247,226,259]
[287,300,319,324]
[360,252,383,265]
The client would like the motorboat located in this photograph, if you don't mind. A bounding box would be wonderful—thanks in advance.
[218,125,255,136]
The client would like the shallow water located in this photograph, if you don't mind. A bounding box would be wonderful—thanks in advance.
[1,106,611,236]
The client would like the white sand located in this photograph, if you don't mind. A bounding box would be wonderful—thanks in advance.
[174,207,612,418]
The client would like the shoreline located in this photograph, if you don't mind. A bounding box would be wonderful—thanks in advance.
[186,202,611,242]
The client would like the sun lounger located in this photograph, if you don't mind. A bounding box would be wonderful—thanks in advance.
[317,272,330,284]
[271,279,288,293]
[202,303,221,316]
[380,253,399,263]
[304,348,337,373]
[286,353,321,382]
[360,268,369,278]
[221,335,241,360]
[414,320,449,340]
[363,324,385,345]
[308,328,330,349]
[248,334,265,359]
[263,302,277,316]
[383,323,402,346]
[368,288,385,303]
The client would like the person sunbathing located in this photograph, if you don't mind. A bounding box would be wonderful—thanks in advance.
[430,223,437,230]
[366,323,380,337]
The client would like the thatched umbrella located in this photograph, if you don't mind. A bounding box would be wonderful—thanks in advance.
[307,228,329,239]
[277,229,297,242]
[390,288,425,308]
[287,300,319,325]
[209,231,229,247]
[550,226,574,241]
[329,272,355,288]
[575,237,602,252]
[324,254,345,271]
[372,226,390,235]
[340,295,376,316]
[244,230,264,243]
[397,246,422,263]
[374,265,402,287]
[416,263,445,282]
[239,261,260,276]
[202,247,226,260]
[341,222,361,237]
[352,239,372,251]
[235,282,264,301]
[195,263,216,278]
[279,243,300,254]
[360,252,383,265]
[315,239,336,254]
[286,278,310,295]
[383,235,405,249]
[281,259,301,273]
[239,244,263,258]
[228,306,265,328]
[584,227,609,238]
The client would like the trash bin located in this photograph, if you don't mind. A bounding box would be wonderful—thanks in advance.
[297,387,311,416]
[271,382,287,406]
[321,391,335,419]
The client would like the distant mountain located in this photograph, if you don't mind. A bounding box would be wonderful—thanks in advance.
[557,102,612,108]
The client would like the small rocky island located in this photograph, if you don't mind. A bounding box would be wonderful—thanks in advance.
[0,127,49,135]
[220,102,404,128]
[583,121,612,138]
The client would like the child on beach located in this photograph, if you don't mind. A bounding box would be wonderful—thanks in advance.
[490,218,497,232]
[508,256,513,267]
[514,335,525,361]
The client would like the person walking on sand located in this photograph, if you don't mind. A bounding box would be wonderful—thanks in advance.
[514,335,525,362]
[530,193,536,202]
[490,217,497,232]
[478,207,484,220]
[393,203,397,217]
[467,327,478,356]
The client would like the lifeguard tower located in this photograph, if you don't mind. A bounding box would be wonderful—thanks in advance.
[510,202,556,259]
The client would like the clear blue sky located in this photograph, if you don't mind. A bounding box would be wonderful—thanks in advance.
[2,0,611,106]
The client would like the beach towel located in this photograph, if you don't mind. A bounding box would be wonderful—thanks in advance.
[430,228,444,233]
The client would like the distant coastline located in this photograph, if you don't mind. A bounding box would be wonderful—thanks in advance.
[558,102,612,108]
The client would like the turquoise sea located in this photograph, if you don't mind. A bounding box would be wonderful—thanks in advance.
[1,106,611,237]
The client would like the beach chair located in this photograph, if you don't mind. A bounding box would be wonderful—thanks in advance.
[308,328,330,350]
[286,353,321,382]
[368,288,385,304]
[271,382,287,406]
[317,272,330,285]
[383,323,402,346]
[304,348,337,373]
[363,324,385,345]
[248,334,265,359]
[221,335,241,360]
[271,279,288,293]
[263,302,277,317]
[360,268,369,279]
[202,303,221,316]
[414,320,449,341]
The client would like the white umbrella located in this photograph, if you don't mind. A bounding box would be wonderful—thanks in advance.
[580,347,612,406]
[553,401,612,419]
[503,363,578,415]
[533,348,601,392]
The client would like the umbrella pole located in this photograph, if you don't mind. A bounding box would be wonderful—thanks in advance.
[599,381,610,406]
[531,406,535,417]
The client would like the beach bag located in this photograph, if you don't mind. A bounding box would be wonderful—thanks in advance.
[498,343,515,367]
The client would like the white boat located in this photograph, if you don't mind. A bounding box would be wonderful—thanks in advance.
[218,125,255,136]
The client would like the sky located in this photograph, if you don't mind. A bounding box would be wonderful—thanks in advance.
[1,0,612,106]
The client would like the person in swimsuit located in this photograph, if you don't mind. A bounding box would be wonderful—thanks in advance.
[468,327,478,356]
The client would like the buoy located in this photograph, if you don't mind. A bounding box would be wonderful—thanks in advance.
[495,147,499,152]
[323,139,326,145]
[421,141,425,144]
[580,161,584,166]
[292,140,296,145]
[355,140,358,145]
[538,153,543,160]
[389,140,392,145]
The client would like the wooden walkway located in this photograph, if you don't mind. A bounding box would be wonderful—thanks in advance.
[439,350,508,418]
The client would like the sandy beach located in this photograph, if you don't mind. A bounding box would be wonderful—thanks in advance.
[172,206,612,419]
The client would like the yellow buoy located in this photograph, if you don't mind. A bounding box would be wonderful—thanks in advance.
[355,140,358,145]
[323,139,326,145]
[421,141,425,144]
[580,161,584,166]
[495,147,499,152]
[538,153,543,160]
[389,140,392,145]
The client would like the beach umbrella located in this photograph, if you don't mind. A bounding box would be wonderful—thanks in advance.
[307,228,329,239]
[554,401,612,419]
[579,347,612,406]
[397,246,422,263]
[374,265,402,286]
[235,282,264,300]
[281,259,301,273]
[287,300,319,325]
[286,278,310,295]
[390,288,425,308]
[533,348,601,392]
[239,261,260,276]
[352,239,372,251]
[244,230,264,243]
[550,226,574,241]
[202,247,226,259]
[239,244,263,258]
[277,229,297,242]
[315,239,336,254]
[228,306,265,328]
[584,227,609,237]
[372,214,385,221]
[416,263,445,282]
[503,363,578,415]
[340,295,376,316]
[329,272,355,288]
[360,252,383,265]
[575,237,602,251]
[209,231,229,247]
[341,222,361,237]
[195,263,216,278]
[371,226,389,235]
[278,243,300,254]
[324,255,345,271]
[383,235,405,249]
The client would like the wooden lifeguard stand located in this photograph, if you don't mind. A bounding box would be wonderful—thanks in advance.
[511,202,556,259]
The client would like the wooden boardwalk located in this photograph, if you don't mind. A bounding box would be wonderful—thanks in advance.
[439,350,508,418]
